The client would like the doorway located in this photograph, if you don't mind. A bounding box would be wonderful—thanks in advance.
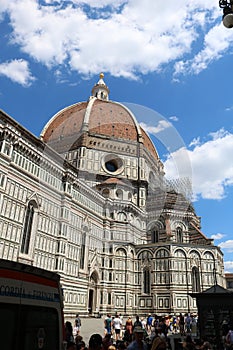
[88,271,99,315]
[88,289,94,314]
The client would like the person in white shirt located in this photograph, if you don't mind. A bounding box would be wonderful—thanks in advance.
[112,314,122,341]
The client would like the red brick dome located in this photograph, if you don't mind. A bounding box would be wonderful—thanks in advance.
[40,74,159,161]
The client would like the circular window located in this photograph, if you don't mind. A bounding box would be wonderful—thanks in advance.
[105,160,118,172]
[102,188,110,198]
[102,154,124,175]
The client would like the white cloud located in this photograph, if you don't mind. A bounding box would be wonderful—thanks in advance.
[44,0,127,8]
[0,0,226,80]
[224,261,233,273]
[76,0,127,8]
[225,106,233,112]
[209,128,229,140]
[0,59,35,86]
[174,24,233,77]
[189,137,201,148]
[211,233,225,240]
[140,120,171,135]
[164,129,233,200]
[169,116,179,122]
[219,240,233,252]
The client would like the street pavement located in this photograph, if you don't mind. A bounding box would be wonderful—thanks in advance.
[69,316,186,349]
[72,316,106,345]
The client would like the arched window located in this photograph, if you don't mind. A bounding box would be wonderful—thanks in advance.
[80,228,87,269]
[138,251,152,293]
[176,227,183,243]
[155,249,170,284]
[108,293,111,304]
[192,266,200,292]
[115,248,127,283]
[138,250,152,261]
[143,268,150,294]
[20,201,36,254]
[116,189,123,200]
[118,212,127,221]
[151,229,159,243]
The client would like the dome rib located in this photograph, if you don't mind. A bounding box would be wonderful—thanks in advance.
[82,96,97,132]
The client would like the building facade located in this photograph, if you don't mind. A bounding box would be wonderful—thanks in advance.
[225,274,233,290]
[0,74,225,318]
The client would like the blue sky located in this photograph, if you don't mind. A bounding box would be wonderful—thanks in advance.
[0,1,233,272]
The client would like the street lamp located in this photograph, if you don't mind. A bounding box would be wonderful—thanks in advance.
[219,0,233,28]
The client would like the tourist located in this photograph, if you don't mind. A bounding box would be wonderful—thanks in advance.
[112,314,123,342]
[88,333,103,350]
[105,314,113,335]
[172,315,177,333]
[65,321,75,344]
[159,317,168,339]
[185,314,192,334]
[108,345,116,350]
[76,335,86,350]
[134,315,142,329]
[151,336,167,350]
[74,314,82,336]
[103,333,113,350]
[178,313,185,335]
[127,326,148,350]
[150,328,167,350]
[117,341,127,350]
[125,316,133,342]
[147,314,153,333]
[191,315,197,337]
[141,317,147,330]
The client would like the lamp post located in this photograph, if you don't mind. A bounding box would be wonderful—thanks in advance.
[219,0,233,28]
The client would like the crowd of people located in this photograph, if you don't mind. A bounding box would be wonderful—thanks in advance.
[64,313,233,350]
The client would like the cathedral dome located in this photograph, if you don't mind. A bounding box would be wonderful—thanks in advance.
[40,74,159,161]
